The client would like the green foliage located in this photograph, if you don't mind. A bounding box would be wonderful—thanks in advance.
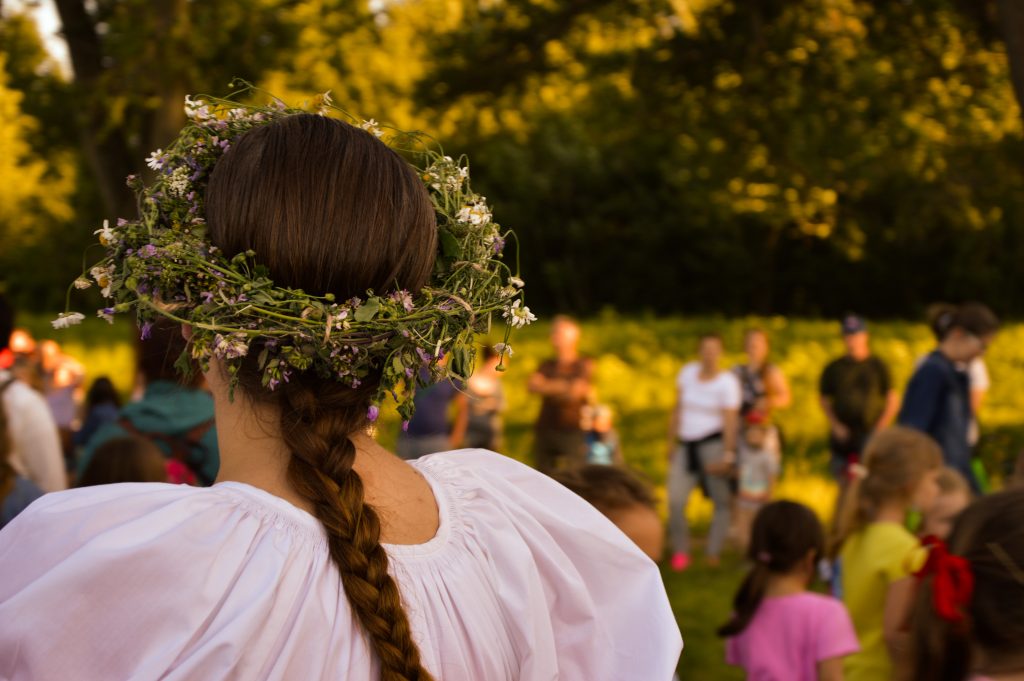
[0,54,79,301]
[662,560,746,680]
[408,0,1024,316]
[4,1,1024,317]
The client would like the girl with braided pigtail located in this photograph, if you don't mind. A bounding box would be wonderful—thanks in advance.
[0,105,682,680]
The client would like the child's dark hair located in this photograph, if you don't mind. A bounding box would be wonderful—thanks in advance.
[85,376,122,412]
[137,318,203,388]
[551,464,656,515]
[718,500,825,637]
[905,489,1024,681]
[78,436,168,486]
[927,302,999,342]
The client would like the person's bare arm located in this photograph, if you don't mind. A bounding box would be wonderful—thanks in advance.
[820,396,850,441]
[449,392,470,448]
[970,387,986,415]
[767,365,792,410]
[883,577,915,664]
[722,408,739,460]
[528,370,568,397]
[571,358,596,400]
[816,657,845,681]
[874,390,900,431]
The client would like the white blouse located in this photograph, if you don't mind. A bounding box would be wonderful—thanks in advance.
[0,449,682,680]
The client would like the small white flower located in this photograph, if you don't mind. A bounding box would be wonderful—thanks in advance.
[145,149,165,171]
[97,309,115,324]
[51,312,85,329]
[184,96,211,121]
[509,276,525,288]
[456,199,491,226]
[166,165,191,198]
[73,277,92,290]
[90,264,112,285]
[90,264,115,298]
[94,219,117,247]
[314,91,334,113]
[503,300,536,328]
[494,342,514,357]
[359,119,384,138]
[212,333,250,360]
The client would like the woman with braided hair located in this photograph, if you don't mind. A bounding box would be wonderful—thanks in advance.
[0,100,681,680]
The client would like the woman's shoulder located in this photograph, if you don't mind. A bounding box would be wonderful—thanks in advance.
[410,448,675,602]
[0,483,321,578]
[412,448,610,524]
[790,591,849,617]
[0,483,371,680]
[677,361,699,381]
[409,449,683,676]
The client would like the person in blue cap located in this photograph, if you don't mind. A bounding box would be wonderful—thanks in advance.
[818,314,899,483]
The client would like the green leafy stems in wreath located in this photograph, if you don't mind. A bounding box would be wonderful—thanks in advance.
[55,81,535,425]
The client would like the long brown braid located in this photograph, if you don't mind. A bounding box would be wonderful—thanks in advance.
[206,114,437,680]
[279,378,429,680]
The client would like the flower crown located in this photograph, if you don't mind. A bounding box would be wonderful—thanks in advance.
[56,84,534,422]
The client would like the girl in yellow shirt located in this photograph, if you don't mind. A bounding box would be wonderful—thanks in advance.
[830,427,942,681]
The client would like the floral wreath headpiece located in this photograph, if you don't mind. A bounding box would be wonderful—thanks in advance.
[56,84,534,422]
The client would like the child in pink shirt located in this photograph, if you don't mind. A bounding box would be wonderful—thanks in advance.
[721,500,859,680]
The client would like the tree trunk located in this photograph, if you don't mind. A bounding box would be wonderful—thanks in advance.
[53,0,137,218]
[999,0,1024,119]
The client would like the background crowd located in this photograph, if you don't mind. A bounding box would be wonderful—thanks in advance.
[2,285,1022,679]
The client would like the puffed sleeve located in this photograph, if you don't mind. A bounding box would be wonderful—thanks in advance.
[0,483,364,681]
[425,450,683,680]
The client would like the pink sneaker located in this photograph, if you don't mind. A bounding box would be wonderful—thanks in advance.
[670,552,690,572]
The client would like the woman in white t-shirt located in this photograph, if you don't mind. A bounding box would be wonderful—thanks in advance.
[667,333,741,571]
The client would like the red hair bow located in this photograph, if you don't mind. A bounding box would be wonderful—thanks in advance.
[915,535,974,623]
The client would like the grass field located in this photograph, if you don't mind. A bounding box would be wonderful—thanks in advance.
[25,312,1024,678]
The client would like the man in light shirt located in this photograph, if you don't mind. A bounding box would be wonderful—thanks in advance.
[0,294,66,493]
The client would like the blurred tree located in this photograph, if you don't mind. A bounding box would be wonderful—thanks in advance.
[405,0,1024,316]
[0,52,79,306]
[47,0,346,216]
[3,0,1024,317]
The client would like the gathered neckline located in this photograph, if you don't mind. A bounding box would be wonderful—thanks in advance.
[211,455,458,561]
